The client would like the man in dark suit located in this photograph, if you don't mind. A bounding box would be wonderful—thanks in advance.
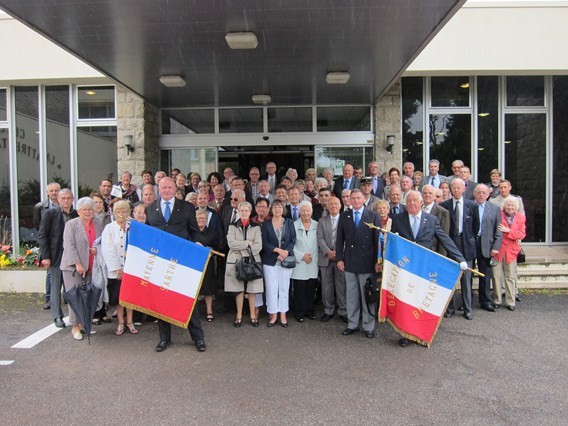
[440,178,480,320]
[368,161,387,198]
[333,163,360,200]
[261,161,281,194]
[421,184,450,256]
[391,190,467,347]
[388,186,407,218]
[145,177,206,353]
[336,189,380,338]
[419,159,446,190]
[473,184,503,311]
[459,166,478,200]
[38,189,77,328]
[222,176,255,210]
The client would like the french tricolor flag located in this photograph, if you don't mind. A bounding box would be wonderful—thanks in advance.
[120,220,212,328]
[379,233,461,347]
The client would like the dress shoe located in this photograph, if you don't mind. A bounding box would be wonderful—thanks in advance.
[494,304,501,309]
[280,322,288,328]
[399,337,409,347]
[308,314,317,320]
[481,304,496,312]
[43,302,50,310]
[507,305,515,311]
[444,311,454,318]
[341,328,359,336]
[515,295,522,302]
[267,320,277,328]
[155,340,171,352]
[296,317,304,323]
[364,331,375,339]
[320,314,333,322]
[195,340,206,352]
[457,306,464,312]
[463,312,473,320]
[339,315,348,324]
[54,318,66,328]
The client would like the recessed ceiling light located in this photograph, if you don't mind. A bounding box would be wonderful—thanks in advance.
[478,112,490,117]
[504,140,512,144]
[416,141,423,145]
[326,72,350,84]
[478,147,485,151]
[159,75,187,87]
[460,83,470,89]
[85,90,97,96]
[225,32,258,49]
[252,94,272,105]
[435,132,446,136]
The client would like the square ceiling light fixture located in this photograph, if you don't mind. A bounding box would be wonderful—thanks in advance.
[326,71,350,84]
[225,32,258,49]
[252,94,272,105]
[159,75,187,87]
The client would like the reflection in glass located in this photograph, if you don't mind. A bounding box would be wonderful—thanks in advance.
[78,86,116,119]
[162,109,214,134]
[165,148,218,178]
[0,89,6,121]
[506,76,545,107]
[46,86,71,186]
[268,107,312,132]
[0,128,11,245]
[431,77,470,107]
[402,77,424,169]
[315,146,373,177]
[505,114,546,242]
[429,114,471,176]
[552,76,568,242]
[15,87,40,244]
[316,106,370,131]
[477,77,499,182]
[77,126,117,197]
[219,108,263,133]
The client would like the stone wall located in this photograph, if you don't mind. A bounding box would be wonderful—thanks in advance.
[116,86,160,186]
[374,80,402,175]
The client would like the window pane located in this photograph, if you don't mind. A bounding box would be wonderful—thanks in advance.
[506,76,544,107]
[15,87,40,244]
[78,86,115,120]
[315,146,366,177]
[168,148,218,178]
[429,114,471,176]
[77,126,117,197]
[316,106,370,131]
[46,86,71,186]
[505,114,546,242]
[431,77,470,107]
[268,107,312,132]
[0,128,11,245]
[219,108,263,133]
[0,89,6,121]
[402,77,424,170]
[162,109,214,134]
[477,76,499,183]
[552,76,568,242]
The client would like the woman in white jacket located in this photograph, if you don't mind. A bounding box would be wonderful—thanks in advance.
[101,200,138,336]
[291,201,319,322]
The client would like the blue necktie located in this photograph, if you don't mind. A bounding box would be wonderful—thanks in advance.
[411,215,420,239]
[293,207,298,221]
[343,179,349,190]
[164,201,171,222]
[354,211,360,229]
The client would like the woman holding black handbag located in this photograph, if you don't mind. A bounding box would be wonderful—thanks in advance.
[225,202,263,327]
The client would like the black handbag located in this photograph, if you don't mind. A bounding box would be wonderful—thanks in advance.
[235,247,263,281]
[281,255,297,268]
[364,276,381,318]
[517,247,526,264]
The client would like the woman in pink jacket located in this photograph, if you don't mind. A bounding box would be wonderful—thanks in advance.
[492,197,526,311]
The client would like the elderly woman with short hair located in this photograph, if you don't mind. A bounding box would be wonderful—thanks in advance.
[225,201,263,327]
[493,197,526,311]
[61,197,103,340]
[373,199,392,232]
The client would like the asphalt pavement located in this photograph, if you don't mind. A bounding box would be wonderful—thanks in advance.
[1,291,567,425]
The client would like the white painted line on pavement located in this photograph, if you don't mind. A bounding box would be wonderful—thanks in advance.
[0,360,15,365]
[11,316,69,349]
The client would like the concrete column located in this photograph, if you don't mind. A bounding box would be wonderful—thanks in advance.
[116,86,160,186]
[374,80,402,175]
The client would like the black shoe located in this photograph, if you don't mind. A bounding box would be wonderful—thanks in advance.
[444,311,454,318]
[296,317,304,323]
[43,302,50,310]
[307,314,317,320]
[464,312,473,320]
[195,340,206,352]
[267,320,277,328]
[54,318,66,328]
[320,314,333,322]
[481,304,496,312]
[515,295,522,302]
[494,304,501,309]
[339,315,348,324]
[457,306,464,312]
[155,340,171,352]
[399,337,409,347]
[507,305,515,311]
[280,321,288,328]
[341,328,359,336]
[364,331,375,339]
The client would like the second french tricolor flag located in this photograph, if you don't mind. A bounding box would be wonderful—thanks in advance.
[120,220,212,328]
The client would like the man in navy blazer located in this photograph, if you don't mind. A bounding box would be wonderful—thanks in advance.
[146,177,206,353]
[440,178,480,320]
[333,163,360,200]
[391,190,468,347]
[336,189,380,338]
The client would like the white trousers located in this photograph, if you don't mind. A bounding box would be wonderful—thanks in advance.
[263,264,293,314]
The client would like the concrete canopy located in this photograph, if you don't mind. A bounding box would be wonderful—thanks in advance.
[0,0,464,108]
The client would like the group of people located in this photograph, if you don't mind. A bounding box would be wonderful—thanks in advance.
[34,158,526,351]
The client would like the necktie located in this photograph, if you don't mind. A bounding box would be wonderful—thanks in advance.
[292,207,298,220]
[411,215,420,239]
[430,176,435,186]
[164,201,171,222]
[217,201,223,214]
[372,177,378,193]
[454,201,461,235]
[354,211,360,229]
[331,217,337,245]
[343,179,349,190]
[231,209,237,223]
[392,206,398,216]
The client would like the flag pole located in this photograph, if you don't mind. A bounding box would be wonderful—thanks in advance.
[363,222,484,277]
